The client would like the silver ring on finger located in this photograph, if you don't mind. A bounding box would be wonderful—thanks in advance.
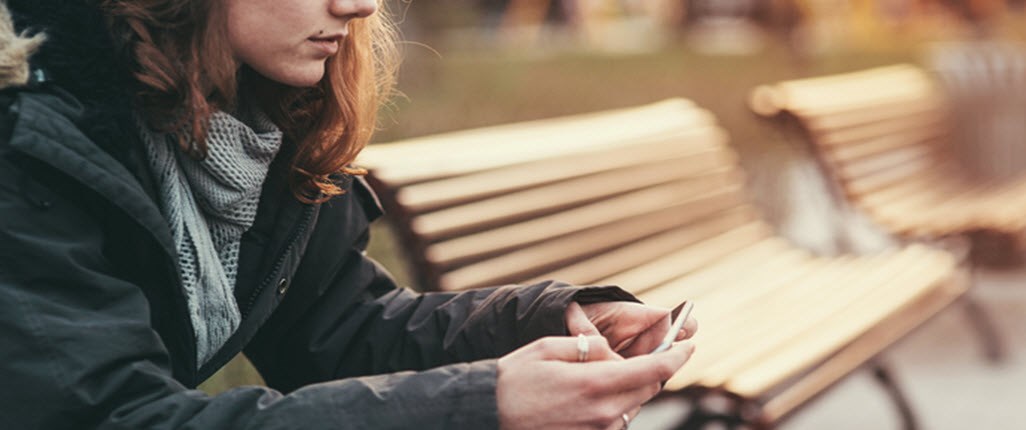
[576,333,589,362]
[620,412,631,430]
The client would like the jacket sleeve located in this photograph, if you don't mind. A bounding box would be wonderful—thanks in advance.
[244,179,639,393]
[0,156,499,429]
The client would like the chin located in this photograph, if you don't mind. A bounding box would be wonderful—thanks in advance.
[282,70,327,88]
[259,64,327,88]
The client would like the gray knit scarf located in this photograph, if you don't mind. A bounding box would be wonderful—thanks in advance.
[139,106,283,366]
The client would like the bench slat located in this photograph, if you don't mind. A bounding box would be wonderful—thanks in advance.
[600,224,780,294]
[857,171,961,208]
[360,99,713,185]
[412,150,739,241]
[427,172,746,266]
[828,130,943,166]
[393,131,724,213]
[769,64,937,115]
[633,238,805,304]
[844,156,937,197]
[814,109,947,147]
[838,145,934,182]
[436,186,750,290]
[528,207,758,285]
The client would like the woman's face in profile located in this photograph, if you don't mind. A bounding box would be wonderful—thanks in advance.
[225,0,377,87]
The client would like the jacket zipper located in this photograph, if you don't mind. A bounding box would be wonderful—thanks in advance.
[240,203,316,319]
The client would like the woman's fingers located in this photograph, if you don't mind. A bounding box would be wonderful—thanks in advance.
[581,342,695,428]
[574,380,655,430]
[496,336,695,430]
[618,313,670,357]
[565,302,602,337]
[601,406,642,430]
[620,312,698,356]
[624,406,642,428]
[529,335,623,363]
[677,316,698,341]
[588,341,696,394]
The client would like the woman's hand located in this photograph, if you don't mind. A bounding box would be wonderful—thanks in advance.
[496,335,695,430]
[565,301,698,358]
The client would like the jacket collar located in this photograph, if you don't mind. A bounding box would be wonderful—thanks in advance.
[9,90,176,255]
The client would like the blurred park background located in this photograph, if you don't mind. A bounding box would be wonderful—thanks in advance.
[368,0,1026,285]
[201,1,1026,428]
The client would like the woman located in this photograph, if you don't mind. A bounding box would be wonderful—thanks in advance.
[0,0,696,429]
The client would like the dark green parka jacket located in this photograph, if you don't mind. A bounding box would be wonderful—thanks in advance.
[0,2,633,428]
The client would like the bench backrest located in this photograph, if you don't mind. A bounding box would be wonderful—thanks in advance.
[358,99,769,292]
[750,64,958,200]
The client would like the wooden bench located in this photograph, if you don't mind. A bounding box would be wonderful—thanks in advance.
[357,99,967,428]
[749,64,1026,266]
[750,64,1016,364]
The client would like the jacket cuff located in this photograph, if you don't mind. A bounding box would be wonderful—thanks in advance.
[448,360,499,428]
[571,285,641,306]
[522,283,640,341]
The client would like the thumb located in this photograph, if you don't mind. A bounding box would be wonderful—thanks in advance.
[565,302,601,336]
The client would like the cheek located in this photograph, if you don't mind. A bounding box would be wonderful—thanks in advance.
[228,24,327,87]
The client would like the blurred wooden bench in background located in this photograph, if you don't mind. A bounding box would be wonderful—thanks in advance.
[929,41,1026,182]
[358,99,967,429]
[750,64,1026,266]
[750,64,1017,362]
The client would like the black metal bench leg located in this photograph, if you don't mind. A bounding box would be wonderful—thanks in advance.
[953,243,1009,364]
[961,294,1006,363]
[871,361,919,430]
[668,390,759,430]
[673,409,714,430]
[671,408,748,430]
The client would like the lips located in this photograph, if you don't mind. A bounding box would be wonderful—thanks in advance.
[308,36,342,56]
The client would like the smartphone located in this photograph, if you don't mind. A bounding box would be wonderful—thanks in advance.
[651,301,694,354]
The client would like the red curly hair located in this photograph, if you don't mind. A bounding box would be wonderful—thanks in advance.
[102,0,398,202]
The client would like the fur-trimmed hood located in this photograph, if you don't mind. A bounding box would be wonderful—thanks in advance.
[0,3,43,89]
[1,0,137,158]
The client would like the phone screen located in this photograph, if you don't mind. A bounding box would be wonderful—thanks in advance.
[651,301,694,354]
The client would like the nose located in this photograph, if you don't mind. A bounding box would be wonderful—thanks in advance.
[330,0,377,19]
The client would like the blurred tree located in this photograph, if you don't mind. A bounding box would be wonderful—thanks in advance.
[385,0,483,42]
[497,0,685,47]
[753,0,810,60]
[928,0,1007,35]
